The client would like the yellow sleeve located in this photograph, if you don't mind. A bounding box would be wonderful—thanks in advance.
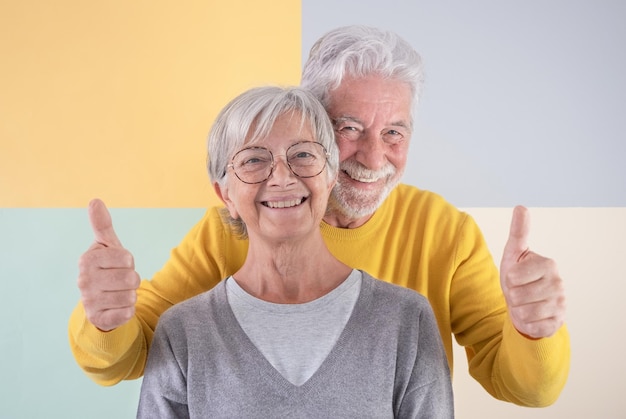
[67,302,146,386]
[492,320,571,406]
[67,207,248,385]
[451,213,570,406]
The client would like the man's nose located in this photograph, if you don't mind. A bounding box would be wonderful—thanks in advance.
[356,132,387,170]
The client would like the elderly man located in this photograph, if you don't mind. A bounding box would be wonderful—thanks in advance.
[70,25,569,407]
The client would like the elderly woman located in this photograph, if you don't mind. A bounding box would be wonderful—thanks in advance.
[137,86,454,418]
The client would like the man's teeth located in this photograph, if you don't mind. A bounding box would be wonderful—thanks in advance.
[265,198,303,208]
[343,170,380,183]
[349,174,379,183]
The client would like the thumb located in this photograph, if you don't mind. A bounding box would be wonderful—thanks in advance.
[88,198,123,248]
[501,205,530,269]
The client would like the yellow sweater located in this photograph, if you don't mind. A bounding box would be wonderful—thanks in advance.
[68,184,570,406]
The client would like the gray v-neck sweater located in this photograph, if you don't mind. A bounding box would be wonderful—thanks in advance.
[137,271,454,418]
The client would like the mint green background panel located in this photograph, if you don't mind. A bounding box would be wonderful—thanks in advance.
[0,208,205,418]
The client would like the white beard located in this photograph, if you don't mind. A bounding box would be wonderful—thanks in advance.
[328,160,401,220]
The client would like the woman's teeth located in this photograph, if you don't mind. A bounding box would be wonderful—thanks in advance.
[264,198,304,208]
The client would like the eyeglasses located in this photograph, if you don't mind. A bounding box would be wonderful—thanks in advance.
[227,141,330,184]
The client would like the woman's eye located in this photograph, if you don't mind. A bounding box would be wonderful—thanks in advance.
[242,156,268,166]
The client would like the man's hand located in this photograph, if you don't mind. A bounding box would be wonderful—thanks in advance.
[77,199,140,331]
[500,206,566,339]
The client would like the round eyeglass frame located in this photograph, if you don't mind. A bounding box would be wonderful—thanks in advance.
[226,141,331,184]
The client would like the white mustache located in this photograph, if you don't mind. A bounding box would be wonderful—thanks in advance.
[340,160,396,183]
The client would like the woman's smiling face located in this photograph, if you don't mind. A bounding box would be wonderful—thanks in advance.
[217,111,335,243]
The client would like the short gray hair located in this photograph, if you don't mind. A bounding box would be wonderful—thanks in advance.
[207,85,338,237]
[301,25,424,122]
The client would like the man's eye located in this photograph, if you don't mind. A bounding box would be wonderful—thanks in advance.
[336,125,361,140]
[382,130,405,144]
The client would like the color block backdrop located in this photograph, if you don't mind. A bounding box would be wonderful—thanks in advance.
[1,1,624,418]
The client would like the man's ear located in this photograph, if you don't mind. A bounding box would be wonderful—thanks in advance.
[328,173,338,192]
[213,181,240,219]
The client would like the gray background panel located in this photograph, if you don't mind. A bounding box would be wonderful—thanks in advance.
[302,0,626,207]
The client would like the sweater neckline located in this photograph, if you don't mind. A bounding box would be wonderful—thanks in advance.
[319,191,392,241]
[215,273,375,394]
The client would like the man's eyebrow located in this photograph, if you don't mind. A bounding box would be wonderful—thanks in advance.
[331,115,363,125]
[331,115,412,131]
[390,120,411,130]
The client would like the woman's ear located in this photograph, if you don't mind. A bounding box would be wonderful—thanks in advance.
[213,181,240,220]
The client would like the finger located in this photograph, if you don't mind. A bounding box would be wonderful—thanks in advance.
[511,316,564,339]
[79,247,135,271]
[506,253,559,288]
[77,266,140,293]
[504,266,561,305]
[82,289,138,312]
[509,299,562,323]
[509,301,566,338]
[87,306,136,332]
[88,198,123,248]
[502,205,531,266]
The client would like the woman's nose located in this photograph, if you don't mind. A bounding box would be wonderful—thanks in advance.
[267,156,296,185]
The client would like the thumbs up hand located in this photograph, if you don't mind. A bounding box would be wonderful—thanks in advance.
[77,199,141,331]
[499,206,566,339]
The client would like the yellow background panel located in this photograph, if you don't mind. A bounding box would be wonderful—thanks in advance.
[0,0,301,208]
